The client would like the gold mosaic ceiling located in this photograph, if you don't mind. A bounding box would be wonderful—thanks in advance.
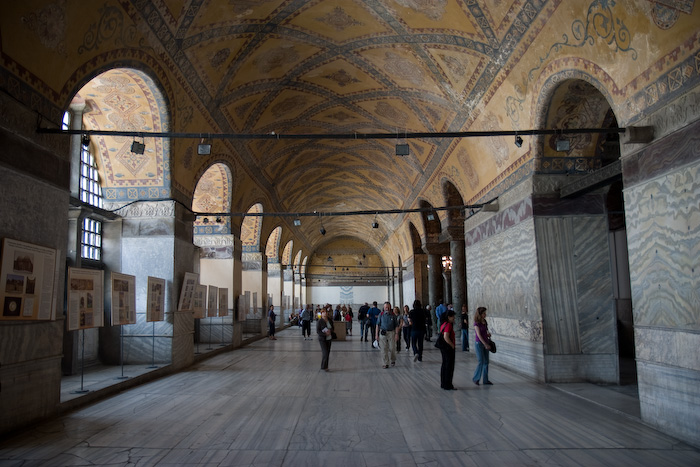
[3,0,696,255]
[181,0,531,243]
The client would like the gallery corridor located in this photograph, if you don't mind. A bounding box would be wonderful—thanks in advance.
[1,327,698,467]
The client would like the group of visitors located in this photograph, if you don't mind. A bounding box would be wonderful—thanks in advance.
[274,299,494,390]
[435,305,493,390]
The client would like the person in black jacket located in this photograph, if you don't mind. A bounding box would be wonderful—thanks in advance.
[409,300,427,362]
[316,307,334,371]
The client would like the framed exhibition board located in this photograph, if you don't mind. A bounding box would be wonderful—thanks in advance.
[193,284,206,319]
[0,238,58,321]
[218,288,228,317]
[111,272,136,326]
[177,272,199,311]
[207,285,218,318]
[67,267,104,331]
[146,276,165,322]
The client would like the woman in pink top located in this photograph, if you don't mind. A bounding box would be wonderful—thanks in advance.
[472,307,493,385]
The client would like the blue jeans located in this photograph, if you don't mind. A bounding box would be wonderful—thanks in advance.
[360,319,367,339]
[461,328,470,351]
[473,342,489,383]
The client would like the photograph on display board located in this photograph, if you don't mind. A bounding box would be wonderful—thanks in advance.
[147,276,165,322]
[67,268,104,331]
[177,272,199,311]
[207,285,218,318]
[193,284,206,319]
[0,238,57,321]
[111,272,136,326]
[218,288,228,317]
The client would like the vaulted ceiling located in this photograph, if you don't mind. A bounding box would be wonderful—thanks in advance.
[2,0,696,258]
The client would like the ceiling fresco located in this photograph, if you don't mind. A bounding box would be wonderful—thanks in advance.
[1,0,699,261]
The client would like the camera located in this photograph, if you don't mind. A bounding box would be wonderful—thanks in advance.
[380,330,386,336]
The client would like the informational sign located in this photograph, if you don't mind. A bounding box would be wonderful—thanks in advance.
[111,272,136,326]
[177,272,199,311]
[193,284,206,319]
[218,288,228,317]
[207,285,218,318]
[0,238,57,321]
[67,267,104,331]
[146,276,165,322]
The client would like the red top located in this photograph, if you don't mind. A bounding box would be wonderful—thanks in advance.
[441,322,455,344]
[344,313,351,322]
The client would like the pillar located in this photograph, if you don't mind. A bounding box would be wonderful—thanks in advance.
[450,239,467,328]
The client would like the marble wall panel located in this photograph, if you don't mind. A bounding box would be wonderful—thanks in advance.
[467,219,541,321]
[536,217,581,355]
[572,216,617,355]
[637,360,700,448]
[544,354,618,384]
[489,335,546,382]
[624,162,700,328]
[634,327,700,373]
[0,355,62,435]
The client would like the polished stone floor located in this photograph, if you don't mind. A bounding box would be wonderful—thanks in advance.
[1,327,699,466]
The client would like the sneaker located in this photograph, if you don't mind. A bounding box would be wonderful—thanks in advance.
[484,381,493,385]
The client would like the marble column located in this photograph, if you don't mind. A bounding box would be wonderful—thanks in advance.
[115,200,197,371]
[267,262,282,333]
[242,251,268,321]
[442,270,452,306]
[427,254,442,309]
[450,239,467,330]
[283,266,294,323]
[231,236,243,347]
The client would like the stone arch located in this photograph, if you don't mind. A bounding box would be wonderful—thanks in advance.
[241,203,264,253]
[419,199,442,241]
[72,67,171,205]
[265,226,282,263]
[442,179,466,231]
[193,162,233,237]
[532,68,620,170]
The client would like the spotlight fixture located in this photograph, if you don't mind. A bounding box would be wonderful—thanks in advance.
[293,219,301,226]
[81,134,90,148]
[197,137,211,155]
[427,212,435,221]
[216,217,223,223]
[395,143,409,156]
[372,221,379,229]
[555,137,570,152]
[514,134,523,148]
[131,139,145,154]
[202,217,209,224]
[319,226,326,236]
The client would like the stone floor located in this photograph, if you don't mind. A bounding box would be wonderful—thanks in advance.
[1,327,699,466]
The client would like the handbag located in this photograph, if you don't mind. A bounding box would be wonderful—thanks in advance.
[488,340,496,353]
[331,331,337,340]
[434,323,447,349]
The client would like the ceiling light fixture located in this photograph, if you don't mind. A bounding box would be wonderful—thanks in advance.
[197,135,211,155]
[372,214,379,229]
[131,138,145,154]
[395,143,409,156]
[514,134,523,148]
[555,130,570,152]
[427,212,435,221]
[293,219,301,226]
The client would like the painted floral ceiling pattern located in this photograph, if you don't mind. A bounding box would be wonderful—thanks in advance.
[1,0,698,256]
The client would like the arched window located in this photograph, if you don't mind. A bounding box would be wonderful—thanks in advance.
[64,111,104,261]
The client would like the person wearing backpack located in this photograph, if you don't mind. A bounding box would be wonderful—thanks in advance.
[358,302,369,341]
[375,301,399,368]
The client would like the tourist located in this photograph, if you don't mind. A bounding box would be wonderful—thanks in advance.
[439,309,456,390]
[472,307,493,385]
